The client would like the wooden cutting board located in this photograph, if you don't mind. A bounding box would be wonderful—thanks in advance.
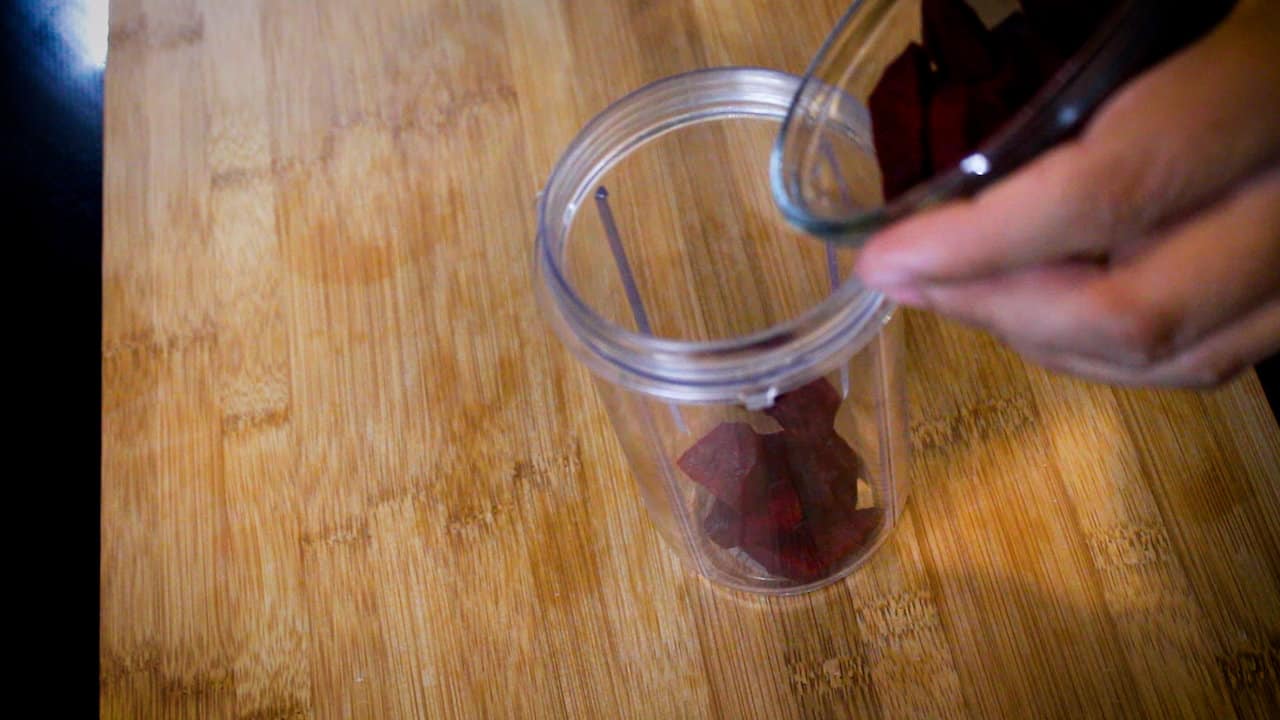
[100,0,1280,716]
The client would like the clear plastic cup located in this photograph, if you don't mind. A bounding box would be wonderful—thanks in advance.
[534,67,908,595]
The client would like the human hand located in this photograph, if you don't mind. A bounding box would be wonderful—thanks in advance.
[855,0,1280,387]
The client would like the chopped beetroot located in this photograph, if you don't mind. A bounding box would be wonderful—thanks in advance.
[683,384,882,583]
[750,429,876,582]
[760,474,805,533]
[923,0,996,81]
[869,0,1112,197]
[676,422,768,511]
[929,76,1013,171]
[867,42,933,201]
[780,428,881,572]
[990,12,1065,100]
[739,434,807,546]
[927,83,971,172]
[814,507,883,568]
[965,76,1014,149]
[782,429,862,523]
[764,377,842,437]
[741,491,805,548]
[703,500,742,549]
[743,530,825,583]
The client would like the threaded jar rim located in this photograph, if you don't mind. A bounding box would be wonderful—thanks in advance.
[534,66,894,405]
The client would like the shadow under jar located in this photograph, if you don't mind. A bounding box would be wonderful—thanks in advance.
[534,67,909,595]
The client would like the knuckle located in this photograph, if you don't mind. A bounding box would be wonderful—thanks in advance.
[1083,283,1178,365]
[1069,136,1167,242]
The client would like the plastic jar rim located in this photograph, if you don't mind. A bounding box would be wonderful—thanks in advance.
[534,66,894,405]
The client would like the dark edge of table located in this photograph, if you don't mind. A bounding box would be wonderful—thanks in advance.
[5,3,102,713]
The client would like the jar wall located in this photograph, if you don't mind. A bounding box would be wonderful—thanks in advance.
[535,68,909,595]
[592,313,907,595]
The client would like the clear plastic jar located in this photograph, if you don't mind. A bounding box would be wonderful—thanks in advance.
[534,67,908,595]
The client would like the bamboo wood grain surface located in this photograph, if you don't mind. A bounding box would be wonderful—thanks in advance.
[101,0,1280,716]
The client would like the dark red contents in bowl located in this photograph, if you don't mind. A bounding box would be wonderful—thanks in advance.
[868,0,1126,200]
[923,0,996,81]
[867,42,935,202]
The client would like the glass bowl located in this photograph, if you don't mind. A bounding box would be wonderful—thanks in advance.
[771,0,1238,245]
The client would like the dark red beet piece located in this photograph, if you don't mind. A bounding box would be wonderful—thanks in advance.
[760,435,802,511]
[741,492,805,548]
[782,428,881,570]
[928,82,971,172]
[744,530,825,583]
[764,378,842,437]
[783,430,860,517]
[923,0,996,81]
[759,474,805,534]
[990,12,1066,102]
[686,391,876,583]
[868,42,933,201]
[814,507,883,568]
[965,76,1013,149]
[929,73,1015,172]
[676,422,768,511]
[703,500,742,549]
[871,0,1127,201]
[739,434,806,546]
[739,434,824,581]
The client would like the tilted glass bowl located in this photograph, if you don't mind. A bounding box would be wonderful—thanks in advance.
[771,0,1238,245]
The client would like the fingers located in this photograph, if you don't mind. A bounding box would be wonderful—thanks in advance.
[855,145,1108,286]
[882,262,1111,358]
[887,165,1280,369]
[1099,166,1280,358]
[1014,298,1280,388]
[856,2,1280,287]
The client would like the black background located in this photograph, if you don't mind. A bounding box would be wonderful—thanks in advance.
[4,2,102,713]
